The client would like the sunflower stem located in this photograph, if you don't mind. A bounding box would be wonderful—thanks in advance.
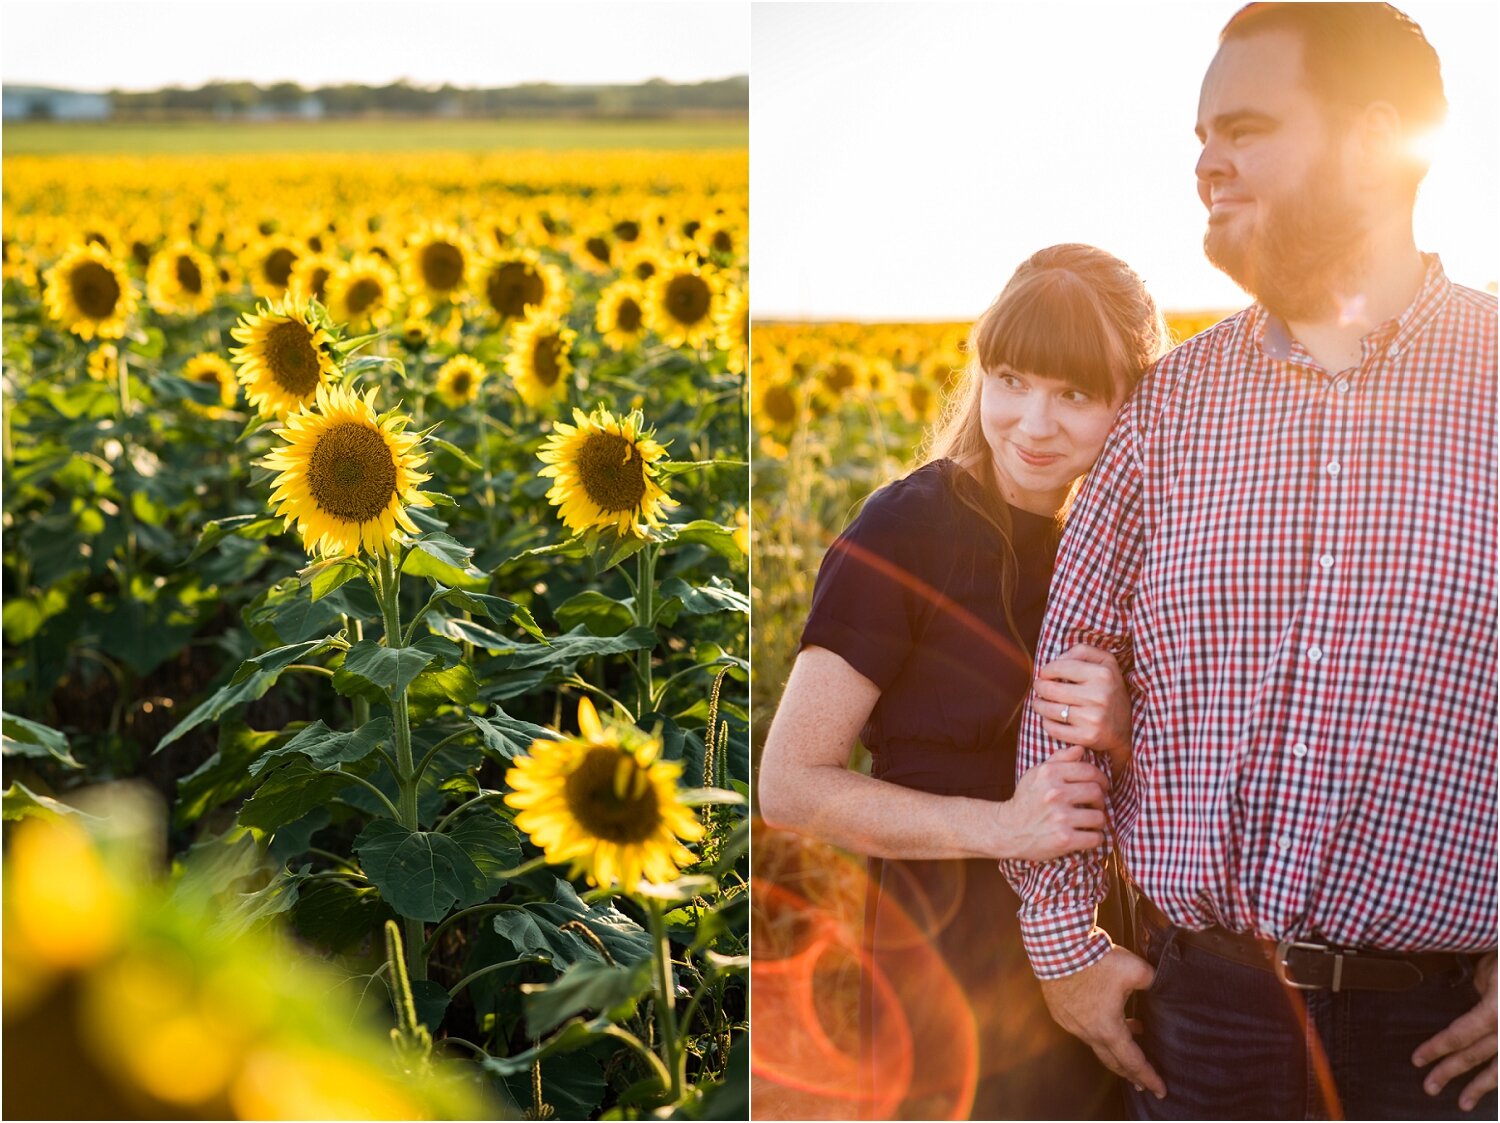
[646,898,684,1102]
[634,545,658,717]
[351,618,370,729]
[375,548,426,984]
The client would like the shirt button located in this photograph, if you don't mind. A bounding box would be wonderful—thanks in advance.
[1319,553,1334,569]
[1292,742,1309,758]
[1278,835,1293,851]
[1326,460,1342,477]
[1307,645,1324,662]
[1335,378,1351,394]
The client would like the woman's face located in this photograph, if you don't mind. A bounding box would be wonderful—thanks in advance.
[980,365,1121,515]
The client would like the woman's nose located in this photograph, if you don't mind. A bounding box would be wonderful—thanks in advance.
[1016,396,1057,437]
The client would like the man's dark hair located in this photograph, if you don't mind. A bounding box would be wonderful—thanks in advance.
[1222,3,1447,135]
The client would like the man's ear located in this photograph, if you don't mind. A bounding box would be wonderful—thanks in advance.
[1350,100,1408,191]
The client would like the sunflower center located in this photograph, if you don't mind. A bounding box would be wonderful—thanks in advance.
[450,371,473,396]
[175,254,203,294]
[263,321,323,395]
[565,747,663,844]
[306,421,399,523]
[712,229,733,254]
[615,298,643,333]
[69,261,123,319]
[486,262,543,317]
[825,363,856,392]
[345,278,382,315]
[308,267,331,300]
[763,384,798,426]
[421,242,464,291]
[264,248,297,287]
[633,260,657,281]
[531,335,563,388]
[585,237,611,265]
[575,430,648,513]
[613,220,640,242]
[665,274,711,326]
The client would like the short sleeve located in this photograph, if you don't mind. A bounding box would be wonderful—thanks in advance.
[799,479,943,691]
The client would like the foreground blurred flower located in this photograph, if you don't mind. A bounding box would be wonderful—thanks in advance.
[537,405,675,538]
[229,296,338,419]
[505,697,705,888]
[434,354,485,408]
[43,243,138,341]
[263,384,432,558]
[505,312,576,409]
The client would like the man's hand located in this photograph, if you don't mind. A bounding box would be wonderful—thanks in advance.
[1039,945,1166,1098]
[1412,951,1497,1112]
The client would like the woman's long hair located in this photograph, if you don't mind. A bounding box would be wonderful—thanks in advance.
[915,243,1169,663]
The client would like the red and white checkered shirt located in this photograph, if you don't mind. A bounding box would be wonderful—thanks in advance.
[1005,256,1498,978]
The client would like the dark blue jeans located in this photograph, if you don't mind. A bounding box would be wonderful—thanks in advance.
[1127,918,1497,1120]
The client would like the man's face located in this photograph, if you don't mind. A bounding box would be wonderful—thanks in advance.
[1195,30,1368,320]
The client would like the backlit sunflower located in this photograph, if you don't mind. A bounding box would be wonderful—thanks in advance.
[505,313,576,410]
[229,296,339,419]
[145,241,216,317]
[262,383,432,558]
[243,235,302,299]
[646,256,722,349]
[43,243,138,341]
[434,354,485,407]
[595,279,649,353]
[537,405,676,537]
[474,250,565,322]
[504,697,705,889]
[403,224,469,305]
[182,352,238,413]
[715,284,749,375]
[324,253,399,329]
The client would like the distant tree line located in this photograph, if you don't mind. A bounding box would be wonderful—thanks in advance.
[105,76,748,119]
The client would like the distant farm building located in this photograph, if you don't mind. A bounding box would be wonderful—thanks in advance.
[2,85,112,121]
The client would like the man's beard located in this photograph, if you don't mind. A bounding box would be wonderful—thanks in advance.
[1204,158,1369,322]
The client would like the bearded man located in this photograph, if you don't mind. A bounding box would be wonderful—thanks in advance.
[1006,4,1497,1118]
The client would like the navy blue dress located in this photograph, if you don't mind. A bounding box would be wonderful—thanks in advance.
[800,458,1122,1120]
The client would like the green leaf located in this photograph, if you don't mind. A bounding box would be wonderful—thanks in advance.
[654,458,747,478]
[491,879,651,967]
[2,782,99,822]
[402,532,487,587]
[677,787,746,808]
[495,1053,606,1121]
[409,979,451,1034]
[244,577,347,645]
[303,556,363,602]
[491,625,655,672]
[479,1017,616,1076]
[353,819,491,923]
[157,639,337,752]
[175,724,285,829]
[405,662,480,723]
[238,757,360,832]
[293,879,391,952]
[1,712,81,769]
[183,513,283,565]
[553,589,635,636]
[469,706,560,761]
[446,811,522,893]
[430,586,545,642]
[248,718,394,777]
[428,436,482,470]
[671,518,745,564]
[522,958,653,1037]
[658,576,749,617]
[340,637,456,700]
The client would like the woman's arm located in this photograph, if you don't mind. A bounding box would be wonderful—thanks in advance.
[759,645,1110,862]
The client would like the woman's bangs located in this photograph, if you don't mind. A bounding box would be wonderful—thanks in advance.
[975,273,1122,401]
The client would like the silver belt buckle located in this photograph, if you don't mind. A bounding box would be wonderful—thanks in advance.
[1275,937,1345,991]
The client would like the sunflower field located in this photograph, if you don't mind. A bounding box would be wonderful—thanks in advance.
[2,148,749,1120]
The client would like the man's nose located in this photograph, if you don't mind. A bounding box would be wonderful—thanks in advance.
[1195,141,1230,198]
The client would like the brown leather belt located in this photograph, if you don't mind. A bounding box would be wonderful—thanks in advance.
[1137,895,1471,993]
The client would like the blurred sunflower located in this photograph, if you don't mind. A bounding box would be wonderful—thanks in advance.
[571,226,615,275]
[474,250,565,322]
[404,224,469,305]
[504,697,705,888]
[755,376,801,431]
[621,247,663,284]
[288,252,339,305]
[505,313,576,410]
[646,256,721,349]
[43,243,138,341]
[324,253,399,330]
[145,241,216,317]
[595,279,649,353]
[715,284,749,375]
[86,344,120,384]
[182,352,238,413]
[243,235,302,299]
[434,354,485,408]
[398,316,429,351]
[262,383,432,558]
[537,405,675,538]
[229,296,338,419]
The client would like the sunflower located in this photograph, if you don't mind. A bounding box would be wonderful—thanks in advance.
[571,226,615,275]
[324,253,399,329]
[715,284,749,374]
[145,241,216,317]
[504,697,705,889]
[434,354,485,407]
[86,344,120,383]
[182,352,238,413]
[505,313,576,410]
[262,383,432,558]
[645,256,722,349]
[229,296,339,419]
[288,252,340,305]
[474,250,565,322]
[403,224,469,305]
[595,279,649,352]
[42,243,138,341]
[537,405,676,538]
[243,235,302,299]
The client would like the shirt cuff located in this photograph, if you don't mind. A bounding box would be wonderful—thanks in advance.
[1019,909,1113,979]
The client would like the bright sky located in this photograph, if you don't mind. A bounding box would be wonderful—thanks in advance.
[752,1,1499,318]
[0,0,750,89]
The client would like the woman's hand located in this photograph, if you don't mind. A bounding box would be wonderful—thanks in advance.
[1032,644,1132,775]
[999,744,1109,862]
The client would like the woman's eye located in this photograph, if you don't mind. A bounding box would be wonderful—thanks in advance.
[997,373,1025,389]
[1061,389,1094,404]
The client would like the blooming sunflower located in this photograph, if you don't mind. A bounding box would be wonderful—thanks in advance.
[145,241,216,317]
[229,296,339,419]
[474,250,565,322]
[646,256,722,349]
[505,313,576,410]
[288,252,339,305]
[324,253,399,329]
[182,352,238,412]
[403,224,469,305]
[86,344,120,383]
[504,697,705,888]
[537,405,676,537]
[243,235,302,299]
[595,279,649,353]
[262,383,432,558]
[43,243,138,341]
[434,354,485,407]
